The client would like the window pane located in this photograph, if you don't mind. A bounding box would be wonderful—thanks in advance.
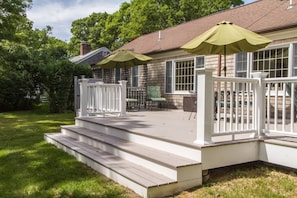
[166,61,173,93]
[132,66,138,87]
[235,52,247,77]
[196,56,204,68]
[115,68,121,83]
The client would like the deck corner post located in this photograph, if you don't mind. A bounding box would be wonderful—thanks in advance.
[251,72,268,138]
[80,78,89,117]
[194,68,215,145]
[119,80,127,116]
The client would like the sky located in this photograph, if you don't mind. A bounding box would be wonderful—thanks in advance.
[26,0,255,42]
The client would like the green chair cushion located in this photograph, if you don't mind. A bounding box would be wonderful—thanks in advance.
[150,98,166,102]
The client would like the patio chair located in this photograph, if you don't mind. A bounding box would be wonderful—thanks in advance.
[214,90,236,120]
[126,87,141,111]
[146,86,167,110]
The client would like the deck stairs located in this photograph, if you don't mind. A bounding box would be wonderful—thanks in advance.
[45,117,202,198]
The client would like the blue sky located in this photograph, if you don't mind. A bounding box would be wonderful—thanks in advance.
[26,0,256,42]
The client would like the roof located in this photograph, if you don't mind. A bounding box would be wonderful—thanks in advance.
[120,0,297,55]
[70,47,111,65]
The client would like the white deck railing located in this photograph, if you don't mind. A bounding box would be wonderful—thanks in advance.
[213,76,258,137]
[79,79,127,117]
[264,77,297,135]
[195,69,297,145]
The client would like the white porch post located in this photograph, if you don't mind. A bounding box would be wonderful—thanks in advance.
[119,80,127,116]
[251,72,268,138]
[79,79,88,117]
[194,68,215,145]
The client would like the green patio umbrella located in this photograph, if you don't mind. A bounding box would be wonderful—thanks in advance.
[181,21,272,76]
[97,49,152,69]
[97,49,152,80]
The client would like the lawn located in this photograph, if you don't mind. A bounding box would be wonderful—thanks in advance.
[0,108,137,198]
[1,108,297,198]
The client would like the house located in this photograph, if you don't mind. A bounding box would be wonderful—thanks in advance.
[69,42,111,80]
[110,0,297,109]
[45,1,297,197]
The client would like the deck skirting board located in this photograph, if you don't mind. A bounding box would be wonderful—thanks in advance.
[260,141,297,169]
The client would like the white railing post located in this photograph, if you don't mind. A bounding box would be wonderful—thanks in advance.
[79,79,88,117]
[251,72,268,138]
[194,68,215,145]
[119,80,127,116]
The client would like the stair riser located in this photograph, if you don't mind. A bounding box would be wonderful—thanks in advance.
[76,118,201,161]
[61,128,180,180]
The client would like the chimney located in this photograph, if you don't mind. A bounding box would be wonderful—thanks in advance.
[80,41,91,55]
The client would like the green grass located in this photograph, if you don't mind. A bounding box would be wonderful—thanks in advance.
[175,162,297,198]
[0,107,138,198]
[1,107,297,198]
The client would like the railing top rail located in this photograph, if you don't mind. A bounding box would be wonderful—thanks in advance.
[213,76,259,84]
[86,83,121,87]
[264,77,297,83]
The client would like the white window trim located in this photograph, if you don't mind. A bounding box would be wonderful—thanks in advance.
[165,56,204,94]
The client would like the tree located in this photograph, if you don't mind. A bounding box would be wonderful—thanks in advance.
[68,12,109,55]
[40,59,91,113]
[69,0,244,51]
[117,0,244,42]
[0,0,32,41]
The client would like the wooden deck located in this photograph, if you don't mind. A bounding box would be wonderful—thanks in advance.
[45,109,297,198]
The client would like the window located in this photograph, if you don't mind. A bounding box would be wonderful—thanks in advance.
[235,52,248,77]
[165,56,204,93]
[252,47,289,78]
[175,59,194,91]
[131,66,138,87]
[115,68,121,83]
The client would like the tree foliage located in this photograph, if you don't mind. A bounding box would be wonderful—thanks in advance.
[68,0,244,53]
[0,0,91,112]
[0,0,32,41]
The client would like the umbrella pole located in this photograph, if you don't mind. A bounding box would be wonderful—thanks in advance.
[218,55,222,76]
[223,45,227,77]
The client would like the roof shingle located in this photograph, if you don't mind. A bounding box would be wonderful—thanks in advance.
[120,0,297,55]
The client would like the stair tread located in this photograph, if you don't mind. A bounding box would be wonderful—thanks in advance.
[46,133,176,188]
[62,125,200,168]
[264,137,297,148]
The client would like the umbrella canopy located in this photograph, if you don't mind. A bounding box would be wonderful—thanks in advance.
[97,49,152,69]
[181,21,272,76]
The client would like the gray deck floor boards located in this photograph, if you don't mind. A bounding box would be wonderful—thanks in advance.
[78,110,297,147]
[46,133,175,188]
